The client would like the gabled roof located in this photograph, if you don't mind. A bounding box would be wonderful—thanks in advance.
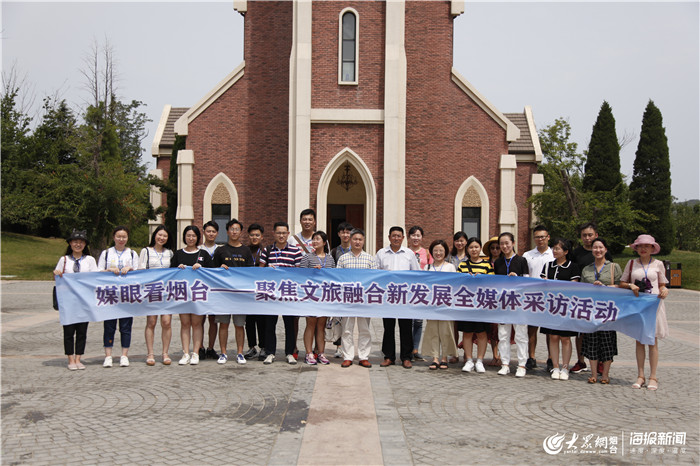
[151,105,189,158]
[451,68,520,142]
[504,106,542,163]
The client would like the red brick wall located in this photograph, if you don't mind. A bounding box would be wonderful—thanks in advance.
[404,1,509,245]
[310,124,384,243]
[186,1,292,236]
[311,2,385,109]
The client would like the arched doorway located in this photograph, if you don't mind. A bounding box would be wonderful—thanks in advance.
[317,148,377,253]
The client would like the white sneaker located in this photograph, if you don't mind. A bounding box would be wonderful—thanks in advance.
[551,368,561,380]
[119,356,129,367]
[179,353,191,365]
[286,354,297,365]
[103,356,113,368]
[559,368,570,381]
[515,366,526,378]
[190,352,199,365]
[475,360,486,373]
[497,365,510,375]
[237,353,246,364]
[217,354,228,364]
[334,348,342,358]
[462,360,475,372]
[264,354,275,365]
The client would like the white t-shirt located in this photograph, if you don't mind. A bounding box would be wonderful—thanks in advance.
[139,247,174,269]
[55,255,99,274]
[98,247,140,271]
[522,247,553,279]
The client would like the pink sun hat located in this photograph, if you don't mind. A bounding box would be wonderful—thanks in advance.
[629,234,661,255]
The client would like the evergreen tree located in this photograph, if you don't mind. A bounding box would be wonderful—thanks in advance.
[630,100,674,254]
[582,101,622,192]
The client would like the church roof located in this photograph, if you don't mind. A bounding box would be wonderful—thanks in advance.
[151,105,189,157]
[504,106,542,163]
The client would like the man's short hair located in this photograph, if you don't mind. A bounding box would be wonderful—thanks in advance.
[299,208,316,220]
[532,224,548,234]
[578,222,598,234]
[203,220,219,232]
[274,221,289,231]
[226,218,243,231]
[350,228,365,238]
[389,226,404,236]
[337,221,354,232]
[247,223,264,234]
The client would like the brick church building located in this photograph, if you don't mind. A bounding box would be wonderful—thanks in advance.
[150,0,542,252]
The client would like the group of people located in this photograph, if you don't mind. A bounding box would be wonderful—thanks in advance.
[56,212,669,390]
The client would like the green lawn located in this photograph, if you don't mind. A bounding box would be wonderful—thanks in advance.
[2,232,699,290]
[612,247,699,292]
[1,232,68,280]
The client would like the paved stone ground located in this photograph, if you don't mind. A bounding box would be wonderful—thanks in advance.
[2,280,698,465]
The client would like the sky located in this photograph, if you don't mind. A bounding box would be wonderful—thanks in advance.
[2,1,698,201]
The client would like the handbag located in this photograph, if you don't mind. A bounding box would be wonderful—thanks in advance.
[53,256,67,311]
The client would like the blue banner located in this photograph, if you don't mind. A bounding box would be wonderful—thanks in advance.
[55,267,660,344]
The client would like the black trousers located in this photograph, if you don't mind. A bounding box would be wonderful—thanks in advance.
[245,315,266,349]
[381,318,413,362]
[283,315,298,356]
[64,322,89,355]
[263,315,278,355]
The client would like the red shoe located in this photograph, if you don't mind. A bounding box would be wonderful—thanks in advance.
[341,359,353,368]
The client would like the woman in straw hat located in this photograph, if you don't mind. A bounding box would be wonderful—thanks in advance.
[619,234,669,391]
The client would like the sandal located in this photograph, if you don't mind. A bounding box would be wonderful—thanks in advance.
[146,354,156,366]
[162,354,172,366]
[632,376,646,389]
[587,376,598,384]
[439,361,449,370]
[487,358,501,367]
[647,377,658,391]
[429,362,439,370]
[600,378,610,384]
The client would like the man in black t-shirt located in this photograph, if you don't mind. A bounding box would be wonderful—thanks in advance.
[569,222,612,374]
[212,219,254,365]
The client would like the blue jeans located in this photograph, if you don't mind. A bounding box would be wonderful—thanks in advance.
[412,319,423,352]
[103,318,133,348]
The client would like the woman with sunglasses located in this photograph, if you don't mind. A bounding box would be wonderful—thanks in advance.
[54,230,99,370]
[619,234,669,391]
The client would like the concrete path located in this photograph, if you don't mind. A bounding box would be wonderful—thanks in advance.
[1,280,698,464]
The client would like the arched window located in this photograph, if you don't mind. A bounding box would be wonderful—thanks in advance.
[339,9,358,84]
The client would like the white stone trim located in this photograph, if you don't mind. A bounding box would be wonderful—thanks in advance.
[451,68,520,142]
[287,0,313,233]
[529,173,545,229]
[525,105,543,162]
[338,7,359,85]
[202,173,239,226]
[176,150,195,249]
[317,148,377,254]
[233,0,246,14]
[454,176,490,242]
[383,0,407,249]
[310,108,384,124]
[451,0,465,17]
[148,169,163,237]
[174,62,245,136]
[151,105,171,157]
[498,154,517,235]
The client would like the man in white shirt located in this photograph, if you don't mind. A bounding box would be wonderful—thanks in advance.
[337,228,378,368]
[522,225,553,371]
[376,226,421,369]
